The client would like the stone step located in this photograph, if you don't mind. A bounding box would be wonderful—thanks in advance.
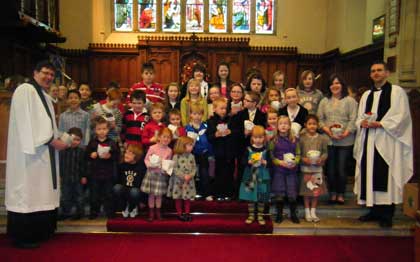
[0,215,413,236]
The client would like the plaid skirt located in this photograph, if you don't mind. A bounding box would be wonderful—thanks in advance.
[141,169,168,196]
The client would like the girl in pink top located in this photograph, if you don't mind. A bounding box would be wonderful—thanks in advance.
[140,128,173,222]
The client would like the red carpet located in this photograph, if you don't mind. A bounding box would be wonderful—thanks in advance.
[0,233,413,262]
[107,214,273,234]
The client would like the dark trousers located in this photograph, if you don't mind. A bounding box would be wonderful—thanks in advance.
[195,152,212,197]
[90,178,114,216]
[369,204,395,221]
[235,154,247,198]
[326,145,353,195]
[7,209,57,244]
[214,157,235,198]
[61,181,84,215]
[113,184,145,211]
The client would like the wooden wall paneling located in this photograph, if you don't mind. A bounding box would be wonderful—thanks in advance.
[88,43,140,94]
[408,89,420,182]
[64,51,89,86]
[0,94,12,161]
[146,47,180,87]
[209,51,245,84]
[285,60,298,88]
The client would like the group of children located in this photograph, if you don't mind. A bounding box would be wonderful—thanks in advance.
[55,61,358,226]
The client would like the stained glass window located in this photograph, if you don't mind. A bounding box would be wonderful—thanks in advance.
[112,0,275,34]
[186,0,204,33]
[255,0,274,34]
[162,0,181,32]
[138,0,157,32]
[114,0,133,31]
[209,0,227,33]
[232,0,250,33]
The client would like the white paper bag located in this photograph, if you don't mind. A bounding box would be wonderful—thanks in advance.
[216,123,228,132]
[97,144,110,158]
[149,154,161,168]
[244,120,254,131]
[162,160,175,175]
[187,131,199,141]
[60,132,74,146]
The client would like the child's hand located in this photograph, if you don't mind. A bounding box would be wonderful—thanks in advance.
[109,121,116,129]
[81,177,87,185]
[224,129,231,136]
[317,158,325,166]
[101,152,111,159]
[90,152,98,159]
[281,160,295,169]
[215,131,222,137]
[302,157,312,165]
[244,129,251,136]
[185,175,192,182]
[261,159,267,166]
[150,136,157,143]
[278,160,289,168]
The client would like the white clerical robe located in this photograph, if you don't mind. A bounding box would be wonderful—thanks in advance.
[5,83,60,213]
[353,85,413,206]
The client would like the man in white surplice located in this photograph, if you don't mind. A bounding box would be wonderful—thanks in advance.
[5,61,68,248]
[353,61,413,228]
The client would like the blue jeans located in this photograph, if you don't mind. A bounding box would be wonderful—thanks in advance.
[326,145,353,195]
[113,184,144,211]
[61,181,83,215]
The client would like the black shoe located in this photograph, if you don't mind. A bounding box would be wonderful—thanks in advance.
[71,214,82,220]
[14,241,40,249]
[89,213,98,220]
[107,213,116,219]
[57,214,71,221]
[185,214,193,222]
[289,201,300,224]
[359,212,378,222]
[177,214,186,222]
[290,213,300,224]
[275,213,283,223]
[379,218,393,228]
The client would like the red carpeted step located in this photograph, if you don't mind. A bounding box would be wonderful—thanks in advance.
[163,200,249,213]
[107,214,273,234]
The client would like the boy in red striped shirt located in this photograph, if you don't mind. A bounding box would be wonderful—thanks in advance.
[121,90,149,146]
[127,62,165,106]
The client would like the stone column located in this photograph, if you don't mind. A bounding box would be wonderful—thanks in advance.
[385,0,420,89]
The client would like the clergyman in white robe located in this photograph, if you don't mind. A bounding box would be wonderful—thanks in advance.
[353,81,413,225]
[5,61,67,248]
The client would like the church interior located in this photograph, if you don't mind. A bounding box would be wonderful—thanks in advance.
[0,0,419,261]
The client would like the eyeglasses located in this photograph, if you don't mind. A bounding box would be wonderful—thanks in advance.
[244,98,255,103]
[231,90,243,94]
[39,70,55,77]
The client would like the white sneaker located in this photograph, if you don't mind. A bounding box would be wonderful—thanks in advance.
[205,195,214,201]
[305,208,313,222]
[310,208,320,222]
[129,207,138,218]
[122,206,129,218]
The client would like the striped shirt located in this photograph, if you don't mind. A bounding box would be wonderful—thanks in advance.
[121,108,150,145]
[127,81,165,104]
[59,146,86,184]
[58,107,91,145]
